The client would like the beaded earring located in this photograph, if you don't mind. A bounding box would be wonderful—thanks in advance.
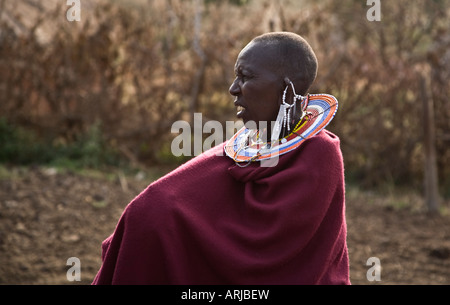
[271,80,307,146]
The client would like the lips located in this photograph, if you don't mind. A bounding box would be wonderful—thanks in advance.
[236,105,246,117]
[234,100,246,118]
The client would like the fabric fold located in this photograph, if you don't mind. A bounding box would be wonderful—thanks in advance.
[92,130,350,285]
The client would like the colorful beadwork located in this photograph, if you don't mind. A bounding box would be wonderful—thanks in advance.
[224,94,338,163]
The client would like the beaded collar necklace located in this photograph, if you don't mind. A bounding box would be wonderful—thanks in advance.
[224,94,338,167]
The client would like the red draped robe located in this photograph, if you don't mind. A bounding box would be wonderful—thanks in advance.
[92,130,350,284]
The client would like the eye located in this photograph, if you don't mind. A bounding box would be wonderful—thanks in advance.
[238,73,250,83]
[234,67,252,84]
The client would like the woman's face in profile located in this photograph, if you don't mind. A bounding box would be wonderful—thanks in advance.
[229,42,283,130]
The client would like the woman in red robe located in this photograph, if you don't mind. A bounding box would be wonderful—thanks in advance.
[92,32,350,285]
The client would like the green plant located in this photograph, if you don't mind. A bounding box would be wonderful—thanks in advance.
[0,118,121,169]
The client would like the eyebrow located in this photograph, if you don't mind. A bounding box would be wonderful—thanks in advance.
[234,65,254,76]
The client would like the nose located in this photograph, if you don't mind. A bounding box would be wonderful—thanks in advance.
[229,78,240,96]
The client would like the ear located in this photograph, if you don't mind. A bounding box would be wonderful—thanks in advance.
[276,77,288,106]
[281,77,295,106]
[278,78,290,106]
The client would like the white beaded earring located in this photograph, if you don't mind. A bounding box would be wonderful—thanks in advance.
[271,80,307,146]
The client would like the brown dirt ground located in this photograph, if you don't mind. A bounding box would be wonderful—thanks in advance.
[0,166,449,285]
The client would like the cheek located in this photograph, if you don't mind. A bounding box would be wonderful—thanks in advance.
[260,101,281,123]
[252,90,281,118]
[242,82,272,104]
[242,82,281,122]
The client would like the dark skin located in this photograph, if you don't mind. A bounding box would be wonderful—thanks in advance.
[229,41,304,141]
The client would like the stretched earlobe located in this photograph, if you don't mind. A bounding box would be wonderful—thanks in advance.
[284,77,292,86]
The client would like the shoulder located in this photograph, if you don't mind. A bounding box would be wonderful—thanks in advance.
[299,130,342,160]
[291,130,344,178]
[308,130,340,149]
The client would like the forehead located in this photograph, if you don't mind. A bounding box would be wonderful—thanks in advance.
[235,41,280,74]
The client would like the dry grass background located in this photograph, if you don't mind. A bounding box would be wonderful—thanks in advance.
[1,0,448,189]
[0,0,449,285]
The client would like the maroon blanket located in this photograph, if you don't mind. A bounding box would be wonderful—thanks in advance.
[92,130,350,284]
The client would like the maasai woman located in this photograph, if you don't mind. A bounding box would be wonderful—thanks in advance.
[92,32,350,285]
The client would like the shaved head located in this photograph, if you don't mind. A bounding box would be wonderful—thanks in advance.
[230,32,319,129]
[248,32,318,95]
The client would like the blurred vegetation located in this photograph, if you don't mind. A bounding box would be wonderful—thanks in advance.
[0,117,121,169]
[0,0,448,196]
